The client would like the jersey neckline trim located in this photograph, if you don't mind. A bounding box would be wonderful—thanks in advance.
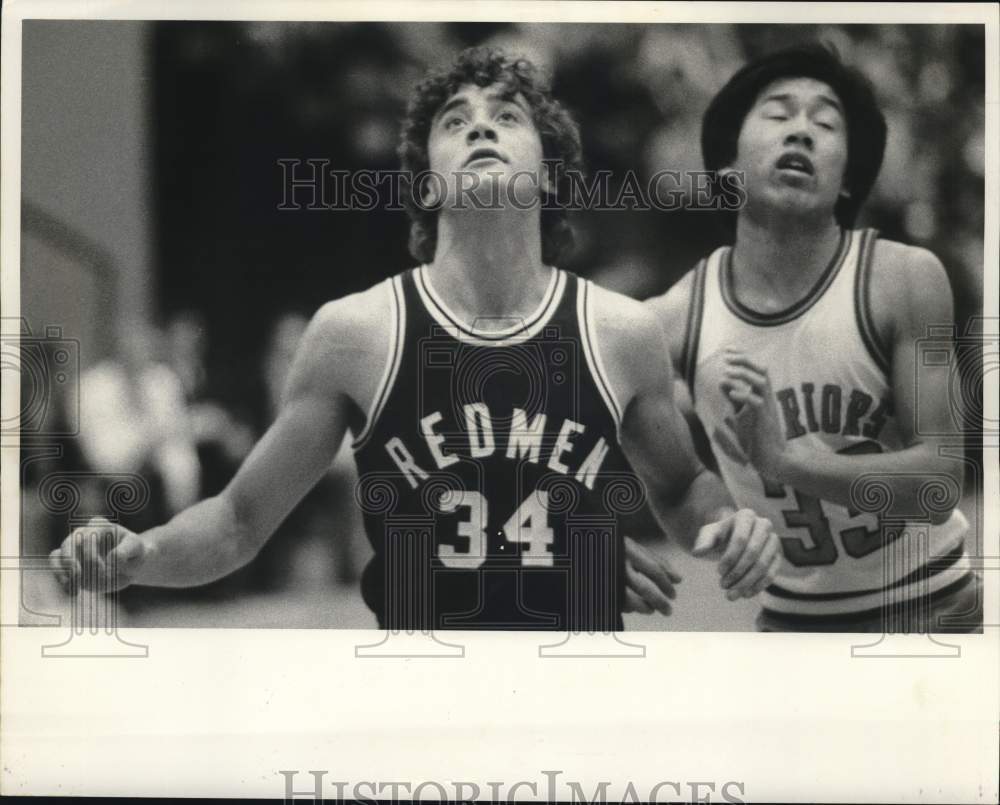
[415,264,565,346]
[719,227,851,327]
[853,228,891,375]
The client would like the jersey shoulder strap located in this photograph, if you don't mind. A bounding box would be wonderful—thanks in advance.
[679,256,710,400]
[351,272,408,450]
[852,228,891,375]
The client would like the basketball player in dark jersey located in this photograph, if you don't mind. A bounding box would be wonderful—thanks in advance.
[649,44,981,632]
[51,48,780,631]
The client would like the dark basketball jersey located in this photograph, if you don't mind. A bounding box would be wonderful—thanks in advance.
[352,266,642,631]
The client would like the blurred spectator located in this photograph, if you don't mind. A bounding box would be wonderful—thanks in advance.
[76,318,199,529]
[262,311,309,422]
[165,310,254,497]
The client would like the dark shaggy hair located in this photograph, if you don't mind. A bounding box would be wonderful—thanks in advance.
[701,43,887,227]
[398,46,584,265]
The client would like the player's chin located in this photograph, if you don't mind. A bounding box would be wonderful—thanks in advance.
[462,170,543,209]
[762,186,833,217]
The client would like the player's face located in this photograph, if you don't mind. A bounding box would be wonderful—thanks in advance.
[728,77,849,221]
[426,83,547,210]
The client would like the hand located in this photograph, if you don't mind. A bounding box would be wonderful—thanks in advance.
[623,536,682,616]
[720,350,787,479]
[692,508,781,601]
[48,517,149,594]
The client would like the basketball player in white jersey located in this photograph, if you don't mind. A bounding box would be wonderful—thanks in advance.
[50,48,780,629]
[649,44,980,632]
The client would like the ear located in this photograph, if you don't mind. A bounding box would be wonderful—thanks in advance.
[421,182,440,208]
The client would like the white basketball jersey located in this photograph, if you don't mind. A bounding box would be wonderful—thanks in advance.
[684,228,969,619]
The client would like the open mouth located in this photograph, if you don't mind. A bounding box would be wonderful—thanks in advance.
[775,152,815,176]
[463,147,507,167]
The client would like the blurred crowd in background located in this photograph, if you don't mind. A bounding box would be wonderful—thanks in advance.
[22,21,986,615]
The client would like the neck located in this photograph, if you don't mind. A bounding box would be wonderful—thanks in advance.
[731,210,843,303]
[427,208,549,323]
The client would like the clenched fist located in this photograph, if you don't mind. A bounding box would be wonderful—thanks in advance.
[48,517,149,594]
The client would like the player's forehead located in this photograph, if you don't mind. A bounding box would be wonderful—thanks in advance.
[433,82,531,120]
[753,76,844,114]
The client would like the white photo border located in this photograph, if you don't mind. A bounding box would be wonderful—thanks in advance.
[2,2,997,802]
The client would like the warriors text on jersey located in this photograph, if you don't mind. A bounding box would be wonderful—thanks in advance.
[352,266,640,631]
[682,228,971,625]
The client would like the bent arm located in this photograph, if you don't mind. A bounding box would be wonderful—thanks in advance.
[762,248,964,521]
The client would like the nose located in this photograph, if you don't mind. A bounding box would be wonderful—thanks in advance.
[784,115,814,150]
[784,130,814,150]
[466,120,498,144]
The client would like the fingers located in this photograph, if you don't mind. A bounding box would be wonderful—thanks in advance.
[720,514,772,593]
[48,545,77,593]
[741,545,783,599]
[725,523,780,600]
[716,509,756,580]
[723,350,769,377]
[52,518,131,594]
[625,559,672,616]
[624,588,653,614]
[692,518,727,556]
[720,381,764,408]
[78,523,111,592]
[722,365,768,390]
[625,536,682,588]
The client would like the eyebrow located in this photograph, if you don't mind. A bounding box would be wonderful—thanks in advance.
[761,92,844,116]
[435,91,530,122]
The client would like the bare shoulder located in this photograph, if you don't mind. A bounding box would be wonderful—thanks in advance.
[587,281,672,407]
[588,281,666,360]
[310,280,393,344]
[288,277,396,402]
[869,239,953,338]
[645,269,696,327]
[871,239,949,286]
[644,269,699,369]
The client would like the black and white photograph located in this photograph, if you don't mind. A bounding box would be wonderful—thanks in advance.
[2,2,997,801]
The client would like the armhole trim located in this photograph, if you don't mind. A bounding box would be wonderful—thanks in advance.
[854,228,892,376]
[680,258,708,403]
[351,275,405,450]
[578,279,624,437]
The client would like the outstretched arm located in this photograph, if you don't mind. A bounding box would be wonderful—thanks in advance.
[51,297,374,591]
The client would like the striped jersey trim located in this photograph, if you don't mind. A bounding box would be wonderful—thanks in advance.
[762,543,971,617]
[415,265,565,345]
[679,258,708,400]
[578,279,624,435]
[351,275,405,449]
[720,227,851,327]
[760,572,974,628]
[853,228,892,375]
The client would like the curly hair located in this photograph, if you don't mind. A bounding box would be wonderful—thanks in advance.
[398,46,584,265]
[701,42,887,228]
